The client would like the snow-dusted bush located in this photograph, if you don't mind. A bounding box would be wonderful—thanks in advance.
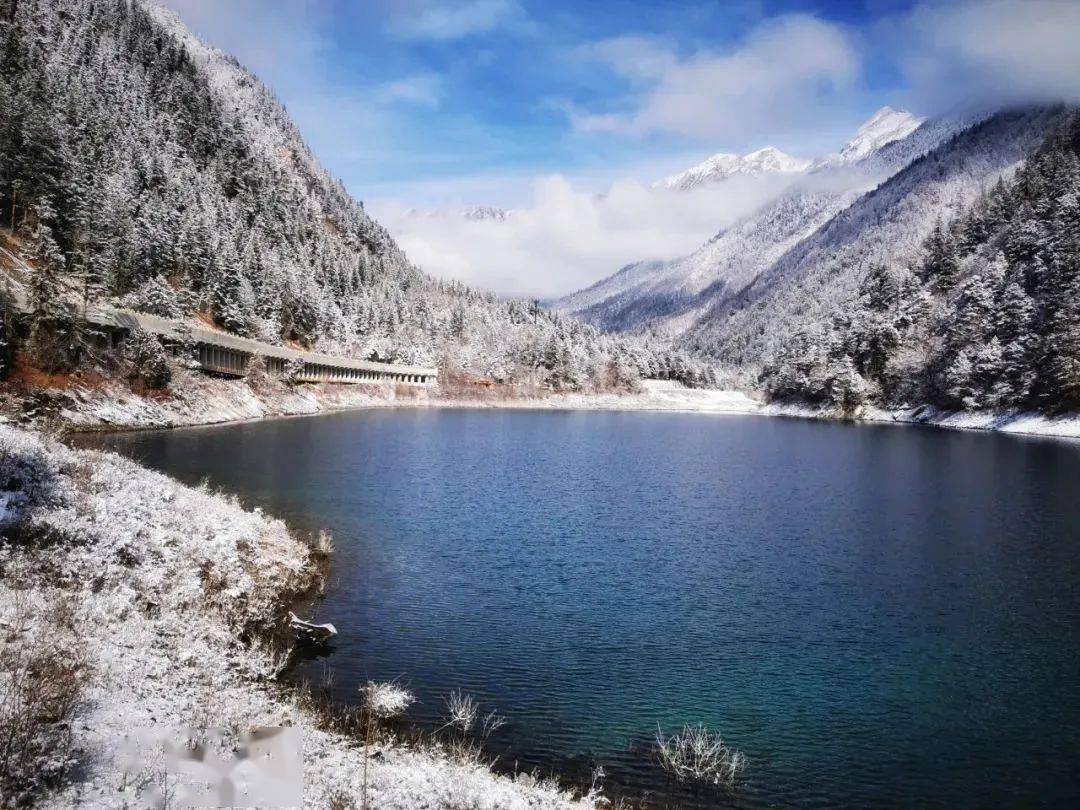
[655,724,746,788]
[0,426,67,532]
[284,357,306,385]
[244,354,270,388]
[359,682,415,720]
[435,690,508,768]
[0,590,86,806]
[441,690,479,735]
[125,328,171,389]
[358,681,416,808]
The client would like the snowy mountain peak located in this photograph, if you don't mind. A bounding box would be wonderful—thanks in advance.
[661,108,927,190]
[830,106,925,165]
[655,146,811,191]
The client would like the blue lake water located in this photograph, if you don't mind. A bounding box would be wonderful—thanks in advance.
[93,409,1080,807]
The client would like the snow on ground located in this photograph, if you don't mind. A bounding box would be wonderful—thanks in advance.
[21,367,1080,440]
[0,425,596,809]
[761,402,1080,440]
[18,368,764,434]
[54,368,404,430]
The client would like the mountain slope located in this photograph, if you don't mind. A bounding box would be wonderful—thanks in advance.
[553,109,968,336]
[0,0,712,388]
[556,190,855,334]
[684,106,1066,369]
[760,112,1080,415]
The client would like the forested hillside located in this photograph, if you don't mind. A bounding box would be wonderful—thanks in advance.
[760,113,1080,414]
[0,0,711,389]
[682,107,1064,369]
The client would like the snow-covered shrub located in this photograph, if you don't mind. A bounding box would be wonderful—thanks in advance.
[0,427,66,532]
[284,357,306,385]
[244,354,270,388]
[0,590,86,805]
[436,690,507,767]
[358,681,416,808]
[116,276,185,319]
[655,724,746,788]
[170,324,200,369]
[360,682,415,720]
[124,328,171,389]
[441,690,478,735]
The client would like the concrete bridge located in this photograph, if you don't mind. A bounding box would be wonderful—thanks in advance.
[0,254,437,386]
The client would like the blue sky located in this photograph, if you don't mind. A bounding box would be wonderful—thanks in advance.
[162,0,1080,295]
[163,0,937,206]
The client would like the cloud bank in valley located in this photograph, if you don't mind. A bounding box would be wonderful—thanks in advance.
[374,173,797,300]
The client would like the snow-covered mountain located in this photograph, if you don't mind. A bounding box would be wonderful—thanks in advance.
[553,107,959,335]
[462,205,512,222]
[655,146,812,191]
[405,205,514,222]
[811,107,925,169]
[683,106,1065,369]
[652,108,922,193]
[761,112,1080,415]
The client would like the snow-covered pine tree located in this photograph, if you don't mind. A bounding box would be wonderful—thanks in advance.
[21,200,79,371]
[922,218,960,290]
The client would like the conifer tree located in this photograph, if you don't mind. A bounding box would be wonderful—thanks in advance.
[922,219,959,289]
[22,200,79,371]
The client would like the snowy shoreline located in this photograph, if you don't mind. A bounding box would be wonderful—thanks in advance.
[42,370,1080,442]
[760,401,1080,441]
[0,424,597,809]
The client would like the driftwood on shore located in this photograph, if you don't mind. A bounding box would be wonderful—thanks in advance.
[287,611,338,643]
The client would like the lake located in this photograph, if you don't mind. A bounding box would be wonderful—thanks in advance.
[92,409,1080,807]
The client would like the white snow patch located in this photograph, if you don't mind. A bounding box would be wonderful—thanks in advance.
[655,146,812,192]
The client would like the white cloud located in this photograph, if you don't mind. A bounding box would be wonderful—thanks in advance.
[387,0,526,41]
[893,0,1080,110]
[570,14,859,140]
[374,173,797,299]
[378,74,444,107]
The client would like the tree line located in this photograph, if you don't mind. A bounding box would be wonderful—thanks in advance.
[761,113,1080,414]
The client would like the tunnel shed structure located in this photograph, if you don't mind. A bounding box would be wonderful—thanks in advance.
[2,272,438,386]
